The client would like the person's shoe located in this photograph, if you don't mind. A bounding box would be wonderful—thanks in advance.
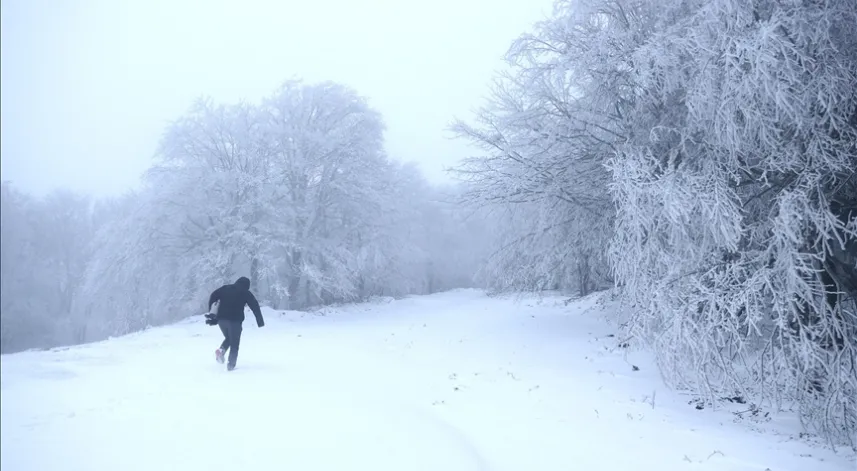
[215,348,225,364]
[227,363,236,371]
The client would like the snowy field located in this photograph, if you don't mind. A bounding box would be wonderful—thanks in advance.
[1,289,854,471]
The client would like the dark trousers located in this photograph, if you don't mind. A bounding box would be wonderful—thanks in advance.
[218,319,243,367]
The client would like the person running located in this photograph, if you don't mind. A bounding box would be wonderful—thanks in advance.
[207,276,265,370]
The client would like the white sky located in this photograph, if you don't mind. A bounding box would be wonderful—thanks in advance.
[1,0,553,198]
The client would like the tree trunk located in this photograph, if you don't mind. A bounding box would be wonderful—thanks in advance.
[287,250,302,308]
[250,256,259,293]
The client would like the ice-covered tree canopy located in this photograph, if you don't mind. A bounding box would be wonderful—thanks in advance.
[452,0,856,447]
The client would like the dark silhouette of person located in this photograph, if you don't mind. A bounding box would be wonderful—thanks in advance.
[207,276,264,370]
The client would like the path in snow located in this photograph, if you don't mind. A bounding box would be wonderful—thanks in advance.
[1,289,854,470]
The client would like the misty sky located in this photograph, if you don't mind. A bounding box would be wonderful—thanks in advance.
[1,0,553,198]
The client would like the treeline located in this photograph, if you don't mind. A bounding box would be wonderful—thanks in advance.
[1,80,494,353]
[2,0,855,448]
[453,0,856,447]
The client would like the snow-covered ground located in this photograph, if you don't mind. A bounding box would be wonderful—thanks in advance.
[1,289,854,470]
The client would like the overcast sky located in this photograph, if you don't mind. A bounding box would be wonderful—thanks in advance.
[1,0,553,198]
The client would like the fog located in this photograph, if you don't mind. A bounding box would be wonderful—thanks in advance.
[1,0,856,447]
[1,0,552,197]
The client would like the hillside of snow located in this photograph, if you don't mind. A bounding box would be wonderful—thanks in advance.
[1,289,854,470]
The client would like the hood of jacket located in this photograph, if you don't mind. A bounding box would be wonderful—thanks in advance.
[234,276,251,291]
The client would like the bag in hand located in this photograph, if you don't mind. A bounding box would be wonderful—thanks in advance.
[204,300,220,326]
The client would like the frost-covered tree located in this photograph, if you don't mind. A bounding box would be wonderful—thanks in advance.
[75,80,387,326]
[72,79,486,339]
[450,0,626,295]
[459,0,856,446]
[0,182,45,351]
[1,182,99,351]
[256,80,391,307]
[603,0,857,445]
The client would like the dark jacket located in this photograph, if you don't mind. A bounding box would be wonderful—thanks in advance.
[208,277,265,327]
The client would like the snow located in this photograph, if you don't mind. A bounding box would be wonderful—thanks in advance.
[2,289,854,470]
